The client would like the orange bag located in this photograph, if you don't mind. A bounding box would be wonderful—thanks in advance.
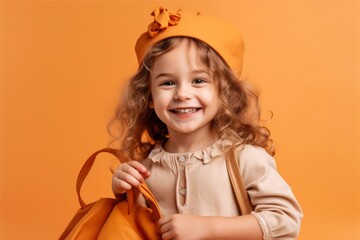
[59,148,162,240]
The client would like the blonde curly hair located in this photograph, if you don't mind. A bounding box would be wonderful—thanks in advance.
[108,37,274,161]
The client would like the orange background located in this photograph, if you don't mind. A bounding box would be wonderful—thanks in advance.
[1,1,359,239]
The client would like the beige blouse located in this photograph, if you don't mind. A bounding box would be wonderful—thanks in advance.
[141,140,303,239]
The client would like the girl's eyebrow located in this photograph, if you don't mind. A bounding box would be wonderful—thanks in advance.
[154,73,173,80]
[154,70,210,80]
[192,69,209,74]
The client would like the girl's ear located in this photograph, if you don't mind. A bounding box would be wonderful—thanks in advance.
[149,100,154,109]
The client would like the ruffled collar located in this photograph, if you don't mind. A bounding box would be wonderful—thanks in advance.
[148,139,232,164]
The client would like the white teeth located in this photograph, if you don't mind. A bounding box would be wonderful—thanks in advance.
[174,108,198,114]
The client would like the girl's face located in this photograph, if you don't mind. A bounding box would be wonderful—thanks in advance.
[150,40,220,140]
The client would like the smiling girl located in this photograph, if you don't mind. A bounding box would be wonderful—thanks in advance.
[110,6,302,240]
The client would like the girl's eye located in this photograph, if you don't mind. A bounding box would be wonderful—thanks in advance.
[160,81,175,86]
[192,78,206,84]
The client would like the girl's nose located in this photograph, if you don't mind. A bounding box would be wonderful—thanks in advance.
[174,84,192,101]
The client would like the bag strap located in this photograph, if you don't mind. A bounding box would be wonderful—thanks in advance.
[76,148,161,220]
[76,148,120,208]
[127,183,162,220]
[225,145,253,215]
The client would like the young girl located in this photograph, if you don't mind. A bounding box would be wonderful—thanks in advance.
[110,6,302,240]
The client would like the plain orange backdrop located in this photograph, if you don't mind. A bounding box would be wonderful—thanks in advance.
[1,1,359,239]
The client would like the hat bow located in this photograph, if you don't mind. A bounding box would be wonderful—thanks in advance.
[148,6,181,37]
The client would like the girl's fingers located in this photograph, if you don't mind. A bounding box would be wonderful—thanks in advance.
[112,177,131,193]
[116,162,146,182]
[127,161,150,177]
[158,216,171,226]
[112,166,142,194]
[117,161,150,180]
[112,161,151,196]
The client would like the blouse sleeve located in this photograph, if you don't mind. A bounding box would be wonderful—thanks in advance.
[237,145,303,239]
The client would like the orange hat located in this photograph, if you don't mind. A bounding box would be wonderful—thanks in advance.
[135,6,245,75]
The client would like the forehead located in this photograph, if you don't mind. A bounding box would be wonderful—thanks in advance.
[152,39,207,73]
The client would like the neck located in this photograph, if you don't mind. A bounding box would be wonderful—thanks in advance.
[164,130,216,153]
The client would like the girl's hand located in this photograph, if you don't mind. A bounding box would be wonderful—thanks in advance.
[112,161,150,195]
[159,214,211,240]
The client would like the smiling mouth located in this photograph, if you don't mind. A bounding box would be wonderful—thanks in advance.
[170,108,200,114]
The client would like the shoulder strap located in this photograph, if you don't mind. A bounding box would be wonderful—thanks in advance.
[225,145,253,215]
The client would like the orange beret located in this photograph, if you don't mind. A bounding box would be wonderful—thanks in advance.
[135,6,245,75]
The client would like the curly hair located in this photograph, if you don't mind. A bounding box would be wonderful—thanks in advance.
[108,37,274,161]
